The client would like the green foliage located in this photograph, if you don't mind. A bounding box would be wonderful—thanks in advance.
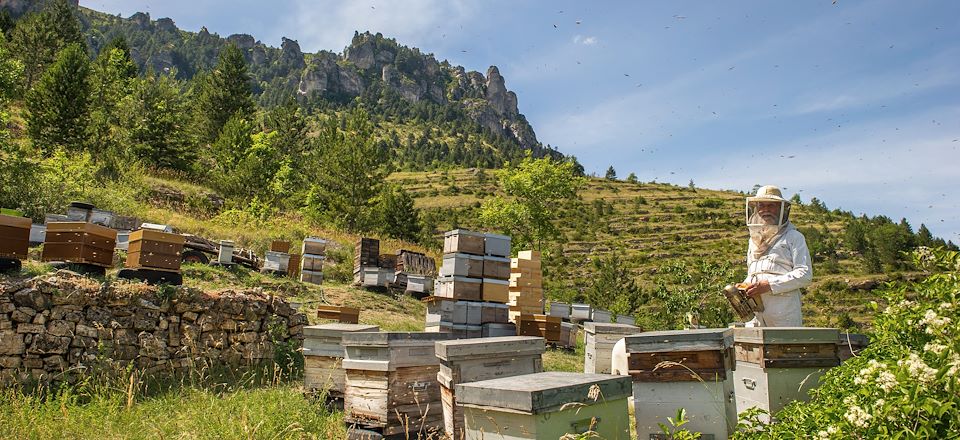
[88,43,138,165]
[372,184,422,242]
[605,165,617,180]
[479,154,585,250]
[843,215,922,272]
[583,251,641,314]
[7,0,84,90]
[120,72,194,171]
[26,43,91,154]
[306,108,388,232]
[191,44,255,145]
[0,33,23,103]
[740,247,960,439]
[210,118,284,205]
[626,172,638,184]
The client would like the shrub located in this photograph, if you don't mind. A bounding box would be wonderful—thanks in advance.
[737,247,960,439]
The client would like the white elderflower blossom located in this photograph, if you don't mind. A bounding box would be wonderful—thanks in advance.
[817,430,830,440]
[948,354,960,376]
[924,342,947,355]
[845,405,872,428]
[919,309,952,334]
[899,353,937,384]
[876,371,898,392]
[940,302,954,311]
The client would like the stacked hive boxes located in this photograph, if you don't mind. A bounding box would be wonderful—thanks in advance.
[509,250,544,319]
[303,323,379,397]
[41,222,117,268]
[263,240,291,273]
[733,327,840,422]
[434,336,545,439]
[353,238,394,287]
[429,230,513,338]
[516,314,562,342]
[300,237,326,285]
[396,250,437,295]
[584,322,641,374]
[126,229,184,273]
[626,329,737,439]
[0,214,31,262]
[342,332,453,437]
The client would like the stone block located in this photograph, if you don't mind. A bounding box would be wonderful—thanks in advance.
[47,320,74,337]
[75,324,98,338]
[28,334,71,355]
[13,288,51,310]
[16,323,45,334]
[0,331,24,355]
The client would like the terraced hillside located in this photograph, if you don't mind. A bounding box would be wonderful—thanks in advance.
[391,169,914,330]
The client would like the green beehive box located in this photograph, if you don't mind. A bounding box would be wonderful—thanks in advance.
[456,372,632,440]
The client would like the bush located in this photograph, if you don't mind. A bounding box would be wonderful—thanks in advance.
[737,247,960,439]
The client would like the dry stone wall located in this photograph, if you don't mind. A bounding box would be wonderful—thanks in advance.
[0,271,307,383]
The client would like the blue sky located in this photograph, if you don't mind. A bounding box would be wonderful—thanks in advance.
[79,0,960,242]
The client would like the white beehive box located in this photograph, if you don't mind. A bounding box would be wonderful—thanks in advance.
[263,251,290,272]
[301,254,325,271]
[549,302,571,319]
[591,309,613,323]
[441,253,484,278]
[443,229,485,255]
[302,237,327,255]
[615,314,636,326]
[626,329,737,440]
[456,372,633,440]
[733,327,840,421]
[302,323,379,396]
[435,336,545,439]
[584,322,641,374]
[483,232,511,257]
[482,323,516,337]
[217,240,234,264]
[406,274,432,294]
[571,303,592,320]
[300,269,323,285]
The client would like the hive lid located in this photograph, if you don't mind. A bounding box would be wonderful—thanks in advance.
[734,327,840,345]
[303,323,379,338]
[484,232,511,240]
[455,372,632,414]
[435,336,544,361]
[624,328,734,353]
[341,331,454,347]
[445,229,484,238]
[584,322,641,335]
[443,252,484,260]
[0,214,31,229]
[838,332,870,346]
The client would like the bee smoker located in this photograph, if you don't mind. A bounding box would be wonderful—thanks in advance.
[722,284,765,321]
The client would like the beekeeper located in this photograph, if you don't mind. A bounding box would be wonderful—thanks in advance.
[742,185,812,327]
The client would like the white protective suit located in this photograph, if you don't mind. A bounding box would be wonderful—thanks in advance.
[743,222,812,327]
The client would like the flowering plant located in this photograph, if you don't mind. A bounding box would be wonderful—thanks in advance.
[738,247,960,439]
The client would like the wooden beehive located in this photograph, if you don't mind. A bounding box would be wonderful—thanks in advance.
[838,332,870,361]
[483,232,511,257]
[126,229,185,272]
[733,327,840,421]
[300,269,323,285]
[482,278,509,303]
[482,255,511,280]
[456,372,633,440]
[301,254,325,272]
[42,222,117,267]
[435,336,545,438]
[584,322,641,374]
[443,229,485,255]
[626,329,736,440]
[440,253,484,278]
[302,237,327,255]
[270,240,291,253]
[316,305,360,324]
[355,237,380,268]
[341,332,453,436]
[435,276,482,301]
[287,253,301,279]
[516,314,561,342]
[0,214,31,260]
[303,323,379,396]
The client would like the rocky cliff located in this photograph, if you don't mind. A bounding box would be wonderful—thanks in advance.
[75,6,541,149]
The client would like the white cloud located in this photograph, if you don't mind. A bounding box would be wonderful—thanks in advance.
[573,35,598,46]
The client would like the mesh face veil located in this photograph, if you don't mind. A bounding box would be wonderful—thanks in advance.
[745,186,791,257]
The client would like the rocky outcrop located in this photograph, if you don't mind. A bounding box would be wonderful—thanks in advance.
[226,33,256,51]
[155,17,177,33]
[0,271,307,384]
[279,37,306,71]
[298,51,364,96]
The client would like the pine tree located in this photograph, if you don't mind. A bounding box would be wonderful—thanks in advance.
[121,72,194,171]
[26,43,91,154]
[306,108,387,232]
[916,224,934,247]
[626,172,638,184]
[192,44,255,145]
[605,166,617,180]
[373,184,421,241]
[89,40,138,162]
[8,0,84,90]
